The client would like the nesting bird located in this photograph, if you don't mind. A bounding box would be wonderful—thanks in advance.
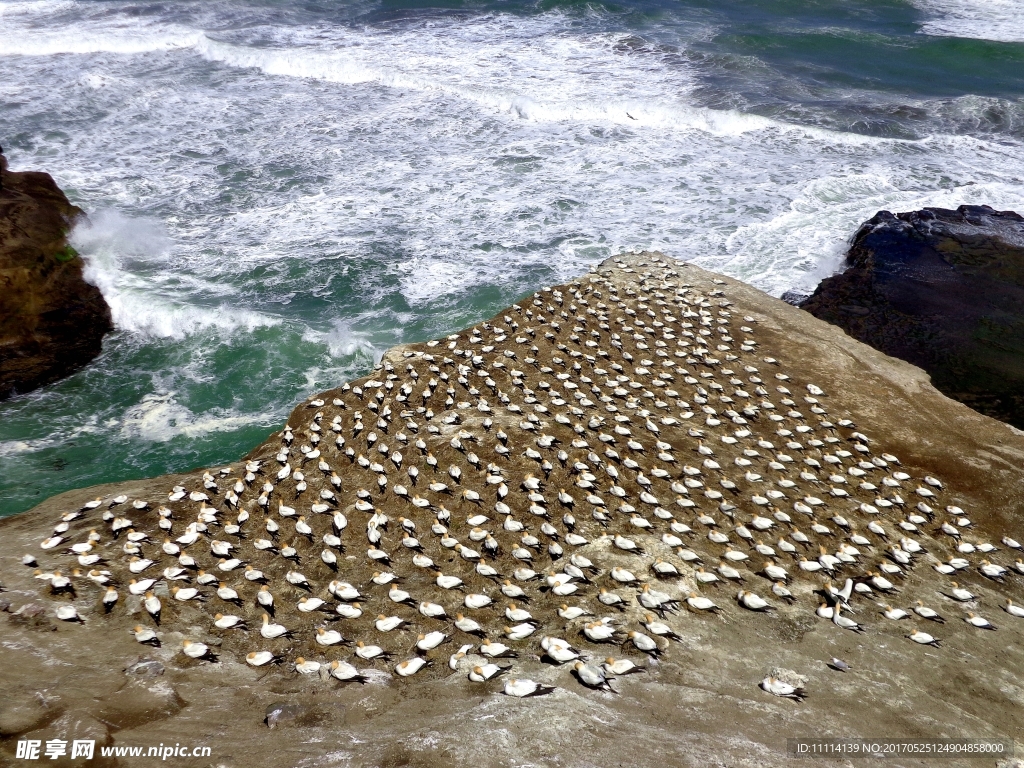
[14,253,1024,702]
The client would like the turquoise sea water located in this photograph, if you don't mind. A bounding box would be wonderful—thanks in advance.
[1,0,1022,515]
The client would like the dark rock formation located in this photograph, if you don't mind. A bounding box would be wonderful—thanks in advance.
[800,205,1024,428]
[0,167,112,399]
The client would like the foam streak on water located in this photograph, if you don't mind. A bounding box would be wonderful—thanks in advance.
[913,0,1024,43]
[1,0,1023,515]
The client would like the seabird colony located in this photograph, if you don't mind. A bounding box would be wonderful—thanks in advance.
[21,254,1024,695]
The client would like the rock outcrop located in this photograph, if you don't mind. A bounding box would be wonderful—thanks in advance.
[799,205,1024,428]
[0,167,112,399]
[1,253,1022,767]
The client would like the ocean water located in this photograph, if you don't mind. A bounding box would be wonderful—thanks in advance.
[1,0,1022,516]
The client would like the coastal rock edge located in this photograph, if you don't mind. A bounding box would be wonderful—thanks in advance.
[799,205,1024,429]
[0,168,112,399]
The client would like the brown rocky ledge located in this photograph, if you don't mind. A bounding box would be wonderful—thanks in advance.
[1,253,1022,768]
[0,167,112,399]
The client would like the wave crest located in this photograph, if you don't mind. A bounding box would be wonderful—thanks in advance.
[71,210,281,340]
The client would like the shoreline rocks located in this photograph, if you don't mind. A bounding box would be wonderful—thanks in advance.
[0,167,112,399]
[799,205,1024,429]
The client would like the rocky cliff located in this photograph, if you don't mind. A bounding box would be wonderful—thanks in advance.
[0,167,112,399]
[1,253,1022,768]
[799,205,1024,429]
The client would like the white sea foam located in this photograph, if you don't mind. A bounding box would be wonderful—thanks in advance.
[194,32,891,145]
[0,27,203,56]
[318,320,383,361]
[0,428,96,458]
[0,0,75,17]
[721,173,1024,294]
[71,210,281,340]
[4,0,1024,513]
[397,257,490,304]
[913,0,1024,43]
[119,392,271,442]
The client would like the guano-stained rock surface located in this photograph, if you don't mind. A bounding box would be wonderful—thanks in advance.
[1,253,1023,768]
[0,167,112,399]
[799,205,1024,429]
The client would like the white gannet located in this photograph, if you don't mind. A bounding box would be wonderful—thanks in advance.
[762,562,789,582]
[464,593,493,610]
[502,678,555,697]
[419,601,447,619]
[435,572,463,590]
[832,606,864,632]
[582,621,618,643]
[760,676,805,700]
[638,584,678,613]
[330,661,367,683]
[882,605,908,621]
[56,604,83,622]
[162,566,189,582]
[128,578,156,596]
[573,662,615,692]
[737,590,772,612]
[257,585,275,614]
[965,612,996,630]
[336,602,363,619]
[543,638,580,665]
[945,582,975,602]
[102,586,118,612]
[506,603,534,622]
[454,613,484,635]
[216,582,241,604]
[182,639,216,661]
[315,628,344,645]
[627,631,661,656]
[603,657,645,676]
[246,650,282,667]
[320,547,339,570]
[913,601,945,623]
[294,657,321,675]
[908,629,941,647]
[642,614,682,641]
[376,614,408,632]
[468,663,508,682]
[505,623,536,641]
[388,585,415,606]
[558,604,592,620]
[479,639,517,658]
[395,657,429,677]
[610,567,637,584]
[330,581,361,601]
[171,586,201,602]
[355,641,390,660]
[772,582,795,602]
[686,593,719,613]
[416,631,448,651]
[298,597,327,613]
[132,625,159,646]
[717,562,744,581]
[979,560,1007,580]
[1004,599,1024,618]
[143,591,161,622]
[261,614,293,639]
[214,613,245,630]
